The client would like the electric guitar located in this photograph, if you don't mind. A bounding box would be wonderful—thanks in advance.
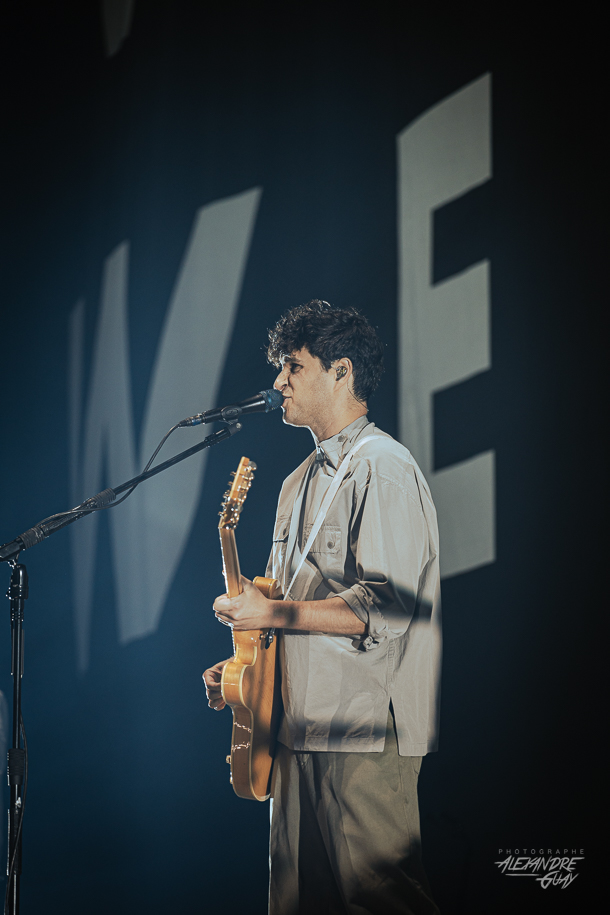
[218,457,282,801]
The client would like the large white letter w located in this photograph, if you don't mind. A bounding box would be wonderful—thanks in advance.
[69,188,261,671]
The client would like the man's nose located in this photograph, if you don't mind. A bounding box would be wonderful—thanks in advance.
[274,366,288,390]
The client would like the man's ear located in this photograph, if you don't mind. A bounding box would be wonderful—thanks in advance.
[333,357,352,382]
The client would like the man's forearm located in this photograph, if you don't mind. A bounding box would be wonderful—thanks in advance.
[272,596,366,635]
[213,578,367,634]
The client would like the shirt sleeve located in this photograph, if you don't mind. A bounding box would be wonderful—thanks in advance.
[335,463,432,649]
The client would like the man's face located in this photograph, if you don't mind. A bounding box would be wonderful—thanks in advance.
[274,348,336,430]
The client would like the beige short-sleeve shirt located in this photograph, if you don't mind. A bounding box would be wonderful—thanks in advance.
[267,415,442,756]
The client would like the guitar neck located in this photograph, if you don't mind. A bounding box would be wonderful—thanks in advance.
[220,527,242,598]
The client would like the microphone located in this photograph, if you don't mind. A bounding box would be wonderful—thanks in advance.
[179,388,284,426]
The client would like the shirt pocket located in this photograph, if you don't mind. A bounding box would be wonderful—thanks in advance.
[271,516,290,579]
[304,524,343,580]
[306,524,342,554]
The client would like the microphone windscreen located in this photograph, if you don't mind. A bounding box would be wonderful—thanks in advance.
[261,388,284,411]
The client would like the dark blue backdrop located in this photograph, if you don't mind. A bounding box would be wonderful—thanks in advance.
[0,3,602,913]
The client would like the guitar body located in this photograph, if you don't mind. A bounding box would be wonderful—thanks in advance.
[217,458,283,802]
[221,575,283,801]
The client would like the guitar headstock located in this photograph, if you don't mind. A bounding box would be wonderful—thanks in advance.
[219,456,256,530]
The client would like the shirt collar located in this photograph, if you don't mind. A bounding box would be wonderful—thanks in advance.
[313,414,373,469]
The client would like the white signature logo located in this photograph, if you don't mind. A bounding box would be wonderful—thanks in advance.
[495,851,584,889]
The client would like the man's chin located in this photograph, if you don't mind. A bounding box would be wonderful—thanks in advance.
[282,405,304,428]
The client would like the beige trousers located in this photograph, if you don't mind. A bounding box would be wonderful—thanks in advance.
[269,710,439,915]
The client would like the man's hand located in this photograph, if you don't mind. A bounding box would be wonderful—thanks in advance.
[202,658,232,710]
[213,577,284,630]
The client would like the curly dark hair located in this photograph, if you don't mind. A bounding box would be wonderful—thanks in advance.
[267,300,384,403]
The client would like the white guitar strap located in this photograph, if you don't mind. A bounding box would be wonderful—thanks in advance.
[284,435,377,600]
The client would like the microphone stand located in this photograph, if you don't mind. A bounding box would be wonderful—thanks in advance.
[1,421,242,914]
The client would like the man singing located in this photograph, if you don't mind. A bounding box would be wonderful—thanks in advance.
[204,300,441,914]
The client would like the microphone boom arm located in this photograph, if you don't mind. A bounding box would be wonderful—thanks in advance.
[0,422,242,564]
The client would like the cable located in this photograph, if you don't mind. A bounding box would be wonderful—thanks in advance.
[4,714,28,915]
[32,421,183,528]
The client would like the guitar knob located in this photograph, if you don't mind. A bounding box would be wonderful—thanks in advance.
[226,755,231,765]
